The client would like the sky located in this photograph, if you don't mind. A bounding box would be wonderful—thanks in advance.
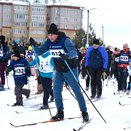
[67,0,131,49]
[1,73,131,131]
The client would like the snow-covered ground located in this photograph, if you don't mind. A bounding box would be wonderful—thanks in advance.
[0,74,131,131]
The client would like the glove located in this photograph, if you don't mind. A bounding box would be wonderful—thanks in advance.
[59,53,68,60]
[25,66,31,77]
[29,37,37,46]
[102,72,107,80]
[102,68,107,80]
[6,71,9,76]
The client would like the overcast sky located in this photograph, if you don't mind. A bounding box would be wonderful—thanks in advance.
[67,0,131,49]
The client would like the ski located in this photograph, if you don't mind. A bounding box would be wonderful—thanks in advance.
[92,97,105,102]
[86,97,105,104]
[24,94,43,101]
[10,116,81,128]
[73,118,92,131]
[119,101,131,106]
[15,106,55,114]
[123,126,131,130]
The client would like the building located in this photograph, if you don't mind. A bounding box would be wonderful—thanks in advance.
[0,0,83,42]
[47,1,83,39]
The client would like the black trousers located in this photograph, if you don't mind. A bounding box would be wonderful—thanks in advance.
[40,77,53,106]
[88,68,103,97]
[117,67,128,91]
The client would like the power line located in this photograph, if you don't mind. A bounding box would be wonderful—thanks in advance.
[90,12,131,25]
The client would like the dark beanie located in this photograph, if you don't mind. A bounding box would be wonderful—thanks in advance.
[48,23,58,35]
[93,39,99,45]
[0,35,5,43]
[12,50,20,58]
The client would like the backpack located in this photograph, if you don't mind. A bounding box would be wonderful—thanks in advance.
[89,49,103,69]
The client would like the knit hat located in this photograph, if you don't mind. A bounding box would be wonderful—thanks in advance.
[93,39,99,45]
[0,35,5,43]
[12,50,20,58]
[48,23,58,35]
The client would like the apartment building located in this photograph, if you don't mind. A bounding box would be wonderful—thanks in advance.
[47,1,83,39]
[0,0,47,42]
[0,0,83,42]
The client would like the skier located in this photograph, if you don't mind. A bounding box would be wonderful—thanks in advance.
[116,43,131,93]
[29,50,54,109]
[30,23,89,122]
[85,39,108,99]
[6,50,31,106]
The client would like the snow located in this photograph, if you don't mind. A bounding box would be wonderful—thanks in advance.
[0,73,131,131]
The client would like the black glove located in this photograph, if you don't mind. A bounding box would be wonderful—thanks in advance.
[25,66,31,77]
[59,53,68,60]
[6,71,9,76]
[6,67,11,76]
[29,37,37,46]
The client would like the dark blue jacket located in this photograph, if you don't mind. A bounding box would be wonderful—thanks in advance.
[85,46,108,69]
[7,58,30,85]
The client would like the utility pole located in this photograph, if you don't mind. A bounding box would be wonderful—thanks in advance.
[102,25,104,44]
[86,8,96,47]
[86,10,89,47]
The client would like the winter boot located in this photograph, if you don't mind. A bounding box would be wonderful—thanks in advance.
[40,105,49,110]
[12,102,23,106]
[49,96,54,102]
[51,110,64,121]
[26,90,31,98]
[82,112,89,122]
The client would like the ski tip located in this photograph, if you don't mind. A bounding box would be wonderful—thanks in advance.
[73,129,77,131]
[119,101,122,105]
[10,123,15,127]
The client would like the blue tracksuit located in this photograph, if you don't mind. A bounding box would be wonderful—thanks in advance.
[33,32,87,112]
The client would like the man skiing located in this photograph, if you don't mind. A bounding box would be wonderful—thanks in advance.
[30,23,89,122]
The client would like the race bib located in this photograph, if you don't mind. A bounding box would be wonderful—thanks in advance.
[120,56,128,62]
[50,49,65,58]
[15,67,25,75]
[39,55,54,73]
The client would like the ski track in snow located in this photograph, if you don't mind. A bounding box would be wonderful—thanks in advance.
[0,75,131,131]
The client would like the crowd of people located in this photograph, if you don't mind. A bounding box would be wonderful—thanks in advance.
[0,23,131,123]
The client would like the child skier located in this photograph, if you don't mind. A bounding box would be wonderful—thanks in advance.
[6,50,31,106]
[29,50,54,109]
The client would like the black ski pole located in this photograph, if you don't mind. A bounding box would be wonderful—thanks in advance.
[64,60,107,123]
[65,84,76,100]
[48,104,53,118]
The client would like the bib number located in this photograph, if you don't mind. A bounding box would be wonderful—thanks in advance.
[50,49,64,58]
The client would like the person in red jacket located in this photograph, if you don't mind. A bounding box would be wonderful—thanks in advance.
[117,43,131,94]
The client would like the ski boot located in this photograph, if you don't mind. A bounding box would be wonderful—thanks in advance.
[51,110,64,121]
[82,112,89,122]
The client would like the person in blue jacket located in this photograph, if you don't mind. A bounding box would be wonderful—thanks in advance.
[29,51,54,109]
[6,50,31,106]
[85,39,108,99]
[30,23,89,122]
